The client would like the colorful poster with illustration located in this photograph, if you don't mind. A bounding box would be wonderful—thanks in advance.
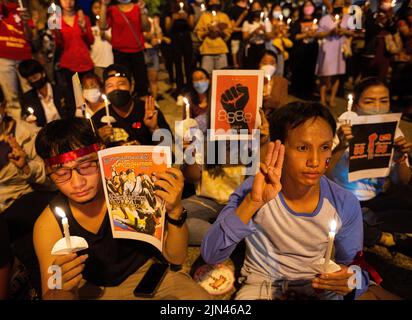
[348,113,401,182]
[210,70,264,140]
[98,146,171,251]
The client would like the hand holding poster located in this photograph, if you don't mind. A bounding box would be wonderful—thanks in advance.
[210,70,264,140]
[98,145,171,251]
[348,113,401,182]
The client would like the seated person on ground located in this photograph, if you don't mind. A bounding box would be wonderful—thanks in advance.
[326,77,412,251]
[201,102,370,300]
[92,64,171,146]
[18,59,71,127]
[33,118,210,300]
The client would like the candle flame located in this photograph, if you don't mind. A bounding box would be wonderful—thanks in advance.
[391,0,396,7]
[85,112,91,120]
[335,14,339,21]
[201,3,206,11]
[27,107,34,114]
[348,93,353,102]
[330,219,337,233]
[260,12,265,20]
[313,18,318,24]
[101,94,108,101]
[287,18,292,25]
[279,14,283,21]
[212,10,216,16]
[55,206,66,219]
[96,15,100,20]
[183,97,189,105]
[51,2,56,11]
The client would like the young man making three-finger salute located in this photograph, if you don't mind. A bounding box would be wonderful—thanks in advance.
[33,117,209,300]
[201,102,370,300]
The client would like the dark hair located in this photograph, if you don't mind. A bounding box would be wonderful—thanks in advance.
[103,64,132,85]
[298,0,316,20]
[259,49,278,64]
[18,59,45,79]
[189,67,211,106]
[35,118,99,160]
[82,72,104,90]
[269,101,336,143]
[247,0,263,23]
[353,77,389,106]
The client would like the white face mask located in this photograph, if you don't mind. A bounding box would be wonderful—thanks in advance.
[260,64,276,78]
[83,88,101,103]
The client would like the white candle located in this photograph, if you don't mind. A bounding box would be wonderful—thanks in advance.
[313,18,318,25]
[347,94,353,112]
[55,207,72,250]
[260,11,265,22]
[335,14,340,27]
[183,97,190,120]
[287,18,292,26]
[279,14,284,22]
[18,0,24,10]
[51,2,56,13]
[200,3,206,12]
[324,219,337,270]
[101,94,111,127]
[212,10,217,23]
[266,75,272,95]
[179,1,184,11]
[85,112,96,135]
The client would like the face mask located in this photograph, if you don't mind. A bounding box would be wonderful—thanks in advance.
[208,4,221,12]
[83,88,101,103]
[282,8,291,18]
[117,0,131,3]
[357,106,386,115]
[261,64,276,78]
[272,10,282,19]
[30,77,48,90]
[107,89,131,108]
[193,81,209,94]
[303,5,315,16]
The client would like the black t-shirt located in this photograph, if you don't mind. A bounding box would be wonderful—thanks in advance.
[0,215,11,268]
[164,3,195,35]
[92,98,172,146]
[50,194,163,287]
[227,4,247,40]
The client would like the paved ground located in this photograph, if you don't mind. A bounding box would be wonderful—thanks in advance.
[154,67,412,300]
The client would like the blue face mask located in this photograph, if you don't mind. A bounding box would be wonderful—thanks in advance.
[193,81,209,94]
[118,0,131,4]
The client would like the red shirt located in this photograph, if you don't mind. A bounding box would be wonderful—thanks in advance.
[0,3,32,60]
[57,13,94,72]
[107,5,145,53]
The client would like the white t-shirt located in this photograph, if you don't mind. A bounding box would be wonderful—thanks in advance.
[242,20,272,45]
[38,83,60,123]
[91,26,114,68]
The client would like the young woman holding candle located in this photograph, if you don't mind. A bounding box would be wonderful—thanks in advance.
[201,101,370,299]
[33,117,210,300]
[326,77,412,253]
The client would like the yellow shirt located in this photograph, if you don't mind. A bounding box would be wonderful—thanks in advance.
[194,11,232,55]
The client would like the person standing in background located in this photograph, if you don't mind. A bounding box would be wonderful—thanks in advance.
[100,0,150,98]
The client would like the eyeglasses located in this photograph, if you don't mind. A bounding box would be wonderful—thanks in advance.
[49,160,99,184]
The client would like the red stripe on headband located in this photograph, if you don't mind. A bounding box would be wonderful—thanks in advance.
[45,144,100,167]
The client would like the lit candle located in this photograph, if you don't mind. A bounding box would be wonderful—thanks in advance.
[266,75,272,95]
[18,0,24,10]
[27,107,34,115]
[347,94,353,112]
[260,11,265,22]
[26,107,37,123]
[287,18,292,26]
[212,10,217,23]
[391,0,396,7]
[324,219,337,270]
[335,14,340,27]
[200,3,206,11]
[85,112,96,135]
[51,2,56,13]
[101,94,111,127]
[179,1,184,12]
[55,207,72,250]
[279,14,284,22]
[96,15,100,21]
[183,97,190,120]
[313,18,318,25]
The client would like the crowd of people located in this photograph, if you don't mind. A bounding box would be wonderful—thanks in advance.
[1,0,412,301]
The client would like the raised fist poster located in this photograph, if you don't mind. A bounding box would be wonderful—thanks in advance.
[98,145,171,251]
[210,70,264,140]
[348,113,401,182]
